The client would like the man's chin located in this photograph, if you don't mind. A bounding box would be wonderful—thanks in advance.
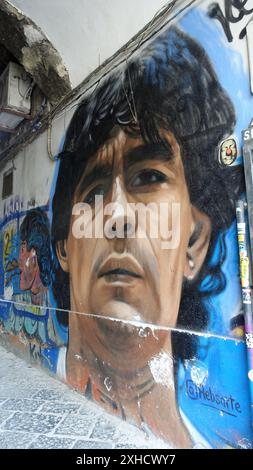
[95,300,143,323]
[83,305,168,371]
[91,300,145,352]
[89,281,159,324]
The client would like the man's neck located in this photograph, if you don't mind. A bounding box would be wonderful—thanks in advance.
[66,311,192,448]
[30,269,47,305]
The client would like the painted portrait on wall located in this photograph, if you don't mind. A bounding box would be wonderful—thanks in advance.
[0,2,253,448]
[50,19,252,447]
[0,207,60,366]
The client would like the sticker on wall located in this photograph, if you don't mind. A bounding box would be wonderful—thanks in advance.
[219,137,238,166]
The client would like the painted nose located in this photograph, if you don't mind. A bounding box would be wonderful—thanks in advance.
[105,177,136,238]
[110,220,134,237]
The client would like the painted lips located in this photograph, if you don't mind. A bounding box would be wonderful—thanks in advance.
[98,255,144,281]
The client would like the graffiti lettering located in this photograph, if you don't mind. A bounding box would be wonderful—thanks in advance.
[208,0,253,42]
[4,232,11,258]
[3,225,15,269]
[186,380,242,415]
[243,127,253,141]
[3,196,23,218]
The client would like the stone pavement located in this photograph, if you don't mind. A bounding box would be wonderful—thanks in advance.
[0,345,171,449]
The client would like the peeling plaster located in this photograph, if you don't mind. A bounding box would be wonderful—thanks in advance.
[149,351,174,390]
[0,0,71,105]
[104,377,113,392]
[4,1,23,21]
[185,359,209,387]
[23,25,44,46]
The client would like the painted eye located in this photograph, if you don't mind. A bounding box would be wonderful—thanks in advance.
[84,185,107,205]
[131,169,167,187]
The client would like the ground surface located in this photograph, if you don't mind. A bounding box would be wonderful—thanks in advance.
[0,345,170,449]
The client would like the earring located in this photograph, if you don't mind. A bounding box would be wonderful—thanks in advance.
[189,258,195,270]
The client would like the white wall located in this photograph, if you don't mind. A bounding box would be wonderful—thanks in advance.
[9,0,178,88]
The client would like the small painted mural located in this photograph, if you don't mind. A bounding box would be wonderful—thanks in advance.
[0,207,61,369]
[0,1,253,449]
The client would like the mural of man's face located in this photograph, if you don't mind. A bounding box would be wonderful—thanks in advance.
[19,241,38,291]
[57,125,211,368]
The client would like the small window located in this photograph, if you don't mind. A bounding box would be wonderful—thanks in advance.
[2,169,13,199]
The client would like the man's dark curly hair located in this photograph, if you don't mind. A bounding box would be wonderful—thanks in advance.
[20,208,52,287]
[51,25,244,363]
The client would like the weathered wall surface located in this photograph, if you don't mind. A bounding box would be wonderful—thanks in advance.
[9,0,175,88]
[0,0,72,105]
[0,0,253,448]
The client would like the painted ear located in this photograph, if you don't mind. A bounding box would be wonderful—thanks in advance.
[56,240,69,272]
[184,206,211,282]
